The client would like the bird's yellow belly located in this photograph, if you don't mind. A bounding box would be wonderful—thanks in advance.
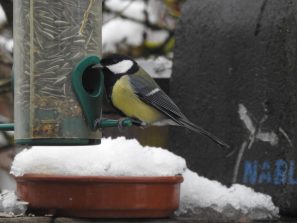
[111,76,162,123]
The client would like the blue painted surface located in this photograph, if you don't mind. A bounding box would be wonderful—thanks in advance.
[243,160,297,185]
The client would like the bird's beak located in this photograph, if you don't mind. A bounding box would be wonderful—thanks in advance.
[92,64,104,69]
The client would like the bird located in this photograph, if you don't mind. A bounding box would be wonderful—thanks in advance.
[92,54,229,148]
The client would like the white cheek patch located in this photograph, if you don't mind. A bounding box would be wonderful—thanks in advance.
[106,60,134,74]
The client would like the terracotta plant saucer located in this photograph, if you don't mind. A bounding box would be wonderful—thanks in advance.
[15,174,183,218]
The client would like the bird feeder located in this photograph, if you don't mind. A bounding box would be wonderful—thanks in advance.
[13,0,108,145]
[7,0,183,219]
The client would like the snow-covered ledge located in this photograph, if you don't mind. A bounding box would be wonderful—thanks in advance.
[7,137,279,220]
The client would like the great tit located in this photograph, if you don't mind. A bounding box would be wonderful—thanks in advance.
[92,55,229,148]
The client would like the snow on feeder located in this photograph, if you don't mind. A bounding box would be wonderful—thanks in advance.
[13,0,105,145]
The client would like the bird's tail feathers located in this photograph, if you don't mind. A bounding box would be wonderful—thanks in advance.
[180,119,230,149]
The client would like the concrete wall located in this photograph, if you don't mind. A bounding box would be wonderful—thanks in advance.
[170,0,297,216]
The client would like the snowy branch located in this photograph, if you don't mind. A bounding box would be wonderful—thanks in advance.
[104,6,174,33]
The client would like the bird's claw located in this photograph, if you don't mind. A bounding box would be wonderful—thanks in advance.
[94,118,108,129]
[118,118,147,129]
[117,118,129,130]
[131,119,147,127]
[139,122,148,129]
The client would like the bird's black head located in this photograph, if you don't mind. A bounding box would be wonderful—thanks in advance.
[100,54,139,75]
[91,55,139,99]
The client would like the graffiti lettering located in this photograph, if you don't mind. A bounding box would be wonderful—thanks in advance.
[243,160,297,185]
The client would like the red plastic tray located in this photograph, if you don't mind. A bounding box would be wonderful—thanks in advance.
[16,174,183,218]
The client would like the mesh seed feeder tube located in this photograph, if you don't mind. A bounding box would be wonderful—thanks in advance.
[13,0,103,145]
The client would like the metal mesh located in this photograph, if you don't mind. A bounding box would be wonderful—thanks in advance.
[14,0,102,142]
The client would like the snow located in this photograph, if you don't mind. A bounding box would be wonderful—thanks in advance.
[11,137,186,177]
[177,169,279,219]
[102,0,169,53]
[104,0,161,23]
[102,18,169,53]
[0,190,28,216]
[105,0,147,21]
[0,6,6,26]
[0,170,16,191]
[5,39,13,52]
[103,18,144,52]
[0,36,13,53]
[10,137,279,219]
[137,56,172,78]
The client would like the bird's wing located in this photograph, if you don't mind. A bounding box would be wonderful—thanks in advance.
[128,70,188,125]
[129,69,230,148]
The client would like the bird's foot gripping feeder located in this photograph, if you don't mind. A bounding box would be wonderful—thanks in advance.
[5,0,183,219]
